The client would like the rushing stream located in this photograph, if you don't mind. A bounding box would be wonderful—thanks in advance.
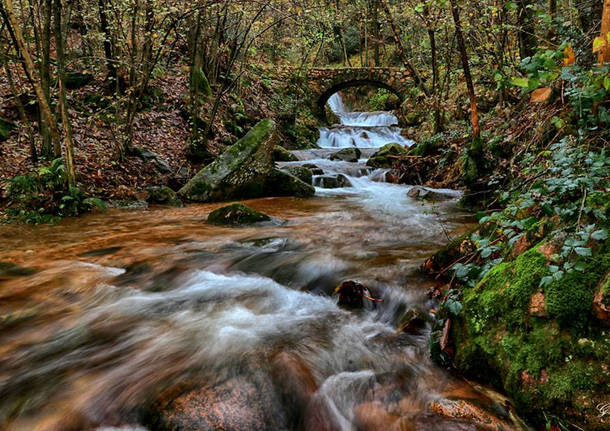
[0,94,527,430]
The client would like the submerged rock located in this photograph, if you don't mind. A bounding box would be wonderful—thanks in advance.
[272,145,298,162]
[315,174,352,189]
[280,166,312,185]
[302,163,324,176]
[329,147,361,162]
[0,261,36,280]
[150,374,290,431]
[207,203,271,226]
[145,186,183,207]
[407,186,453,201]
[366,143,409,169]
[335,280,381,310]
[179,119,276,202]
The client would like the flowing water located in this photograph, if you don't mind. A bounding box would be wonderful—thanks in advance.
[0,95,527,430]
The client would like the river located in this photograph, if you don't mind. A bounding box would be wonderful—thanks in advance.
[0,94,527,430]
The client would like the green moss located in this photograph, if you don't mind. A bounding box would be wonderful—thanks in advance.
[207,203,270,226]
[192,67,212,97]
[272,145,298,162]
[366,143,408,168]
[465,247,549,331]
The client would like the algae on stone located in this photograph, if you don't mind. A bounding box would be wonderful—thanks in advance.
[366,143,409,168]
[179,119,276,202]
[207,203,271,226]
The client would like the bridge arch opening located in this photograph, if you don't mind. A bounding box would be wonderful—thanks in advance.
[316,79,405,122]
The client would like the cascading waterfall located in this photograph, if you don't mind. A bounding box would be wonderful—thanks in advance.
[317,93,414,148]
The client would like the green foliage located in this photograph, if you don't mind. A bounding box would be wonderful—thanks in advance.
[6,159,106,224]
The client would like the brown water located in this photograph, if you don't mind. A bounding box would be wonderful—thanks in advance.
[1,109,529,430]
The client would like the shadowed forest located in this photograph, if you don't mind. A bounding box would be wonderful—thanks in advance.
[0,0,609,430]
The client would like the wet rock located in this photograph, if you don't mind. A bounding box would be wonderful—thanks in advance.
[179,119,277,202]
[397,308,428,334]
[265,168,315,197]
[329,147,361,162]
[366,143,409,169]
[315,174,352,189]
[151,374,289,431]
[0,261,36,280]
[272,145,298,162]
[302,163,324,175]
[79,246,124,257]
[109,200,149,210]
[428,398,519,430]
[353,401,401,431]
[145,186,183,207]
[280,166,313,185]
[207,203,271,226]
[407,186,452,201]
[335,280,381,309]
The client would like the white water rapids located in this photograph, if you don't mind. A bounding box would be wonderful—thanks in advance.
[317,93,414,148]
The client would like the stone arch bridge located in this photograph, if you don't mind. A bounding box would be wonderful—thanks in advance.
[286,67,413,121]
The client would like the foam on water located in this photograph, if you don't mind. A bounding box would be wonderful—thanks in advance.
[318,93,414,148]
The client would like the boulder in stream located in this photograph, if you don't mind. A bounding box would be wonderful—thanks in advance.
[149,373,290,431]
[329,147,361,162]
[302,163,324,176]
[280,166,312,185]
[179,119,276,202]
[272,145,298,162]
[315,174,352,189]
[265,168,315,197]
[366,143,409,169]
[407,186,454,201]
[207,203,271,226]
[145,186,183,207]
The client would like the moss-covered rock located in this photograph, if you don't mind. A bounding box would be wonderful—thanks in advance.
[315,174,352,189]
[207,203,271,226]
[145,186,183,207]
[265,169,315,197]
[329,147,361,162]
[272,145,298,162]
[179,119,276,202]
[366,143,409,168]
[452,242,610,428]
[280,166,312,185]
[0,117,15,141]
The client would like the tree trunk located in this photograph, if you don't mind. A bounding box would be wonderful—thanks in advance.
[41,0,54,156]
[449,0,480,139]
[98,0,118,85]
[54,0,77,187]
[599,0,610,63]
[4,61,37,163]
[1,0,63,157]
[517,0,536,59]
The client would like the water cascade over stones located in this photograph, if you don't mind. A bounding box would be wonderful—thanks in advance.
[0,93,529,431]
[317,93,414,149]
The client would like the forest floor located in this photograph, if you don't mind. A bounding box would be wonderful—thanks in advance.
[0,66,276,210]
